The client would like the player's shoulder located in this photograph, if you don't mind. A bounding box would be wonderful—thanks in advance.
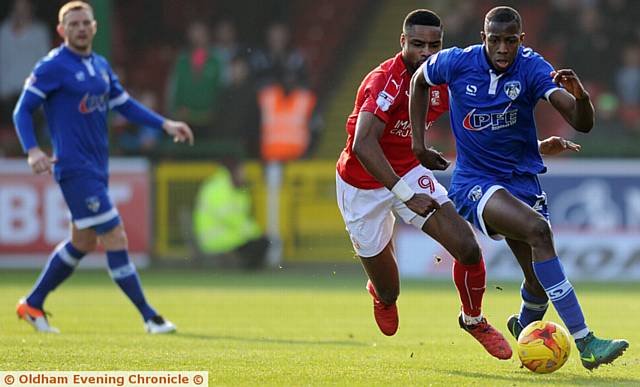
[363,56,403,87]
[429,45,480,68]
[92,53,112,69]
[518,46,549,66]
[378,54,406,77]
[33,47,65,73]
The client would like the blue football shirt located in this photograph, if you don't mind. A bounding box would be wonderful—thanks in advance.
[423,45,560,181]
[19,44,129,179]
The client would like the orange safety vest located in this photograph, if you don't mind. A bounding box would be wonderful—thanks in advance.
[258,85,316,161]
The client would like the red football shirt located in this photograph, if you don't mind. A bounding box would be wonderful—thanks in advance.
[336,53,449,189]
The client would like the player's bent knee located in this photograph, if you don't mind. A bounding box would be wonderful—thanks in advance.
[525,218,553,246]
[72,237,98,253]
[100,225,129,250]
[456,242,482,265]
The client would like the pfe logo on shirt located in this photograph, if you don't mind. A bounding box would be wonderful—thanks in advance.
[78,93,108,113]
[75,71,86,81]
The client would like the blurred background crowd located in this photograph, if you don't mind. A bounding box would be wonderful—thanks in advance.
[1,0,640,162]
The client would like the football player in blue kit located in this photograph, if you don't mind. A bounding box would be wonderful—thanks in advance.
[409,6,628,369]
[13,1,193,334]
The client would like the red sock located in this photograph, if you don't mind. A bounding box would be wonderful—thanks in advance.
[452,256,486,317]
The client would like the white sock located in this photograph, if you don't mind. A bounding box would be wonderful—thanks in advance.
[462,311,483,325]
[573,327,590,341]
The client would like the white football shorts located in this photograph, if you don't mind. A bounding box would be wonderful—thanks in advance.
[336,164,450,258]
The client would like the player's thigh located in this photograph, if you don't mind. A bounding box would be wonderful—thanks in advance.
[483,188,549,241]
[58,175,121,235]
[71,223,98,252]
[336,172,395,258]
[421,202,481,264]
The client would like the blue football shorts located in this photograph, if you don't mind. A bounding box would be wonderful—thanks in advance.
[58,174,121,234]
[448,173,549,240]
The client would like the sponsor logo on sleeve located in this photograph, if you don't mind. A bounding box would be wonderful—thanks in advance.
[376,90,395,112]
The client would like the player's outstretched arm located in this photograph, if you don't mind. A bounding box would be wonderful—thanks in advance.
[409,69,449,171]
[538,136,581,156]
[112,97,194,145]
[548,69,594,133]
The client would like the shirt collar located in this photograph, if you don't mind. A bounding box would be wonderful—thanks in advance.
[393,52,412,77]
[60,44,94,61]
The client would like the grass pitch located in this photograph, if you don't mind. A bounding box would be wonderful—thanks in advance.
[0,268,638,386]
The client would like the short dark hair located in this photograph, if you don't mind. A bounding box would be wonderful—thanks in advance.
[484,6,522,31]
[403,9,442,33]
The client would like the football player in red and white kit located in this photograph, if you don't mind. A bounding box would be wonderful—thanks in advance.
[336,9,512,359]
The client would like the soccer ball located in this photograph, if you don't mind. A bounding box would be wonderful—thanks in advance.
[517,320,571,373]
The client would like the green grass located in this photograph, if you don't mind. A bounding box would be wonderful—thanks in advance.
[1,268,638,386]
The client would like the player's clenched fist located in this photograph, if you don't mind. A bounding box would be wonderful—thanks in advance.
[27,147,56,175]
[551,69,589,100]
[405,193,440,217]
[163,119,194,145]
[414,147,450,171]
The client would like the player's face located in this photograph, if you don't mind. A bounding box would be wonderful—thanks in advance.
[58,9,97,54]
[481,21,524,72]
[401,25,443,73]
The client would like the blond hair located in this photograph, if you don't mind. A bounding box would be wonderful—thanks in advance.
[58,1,94,24]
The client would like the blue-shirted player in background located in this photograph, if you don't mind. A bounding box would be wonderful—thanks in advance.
[13,1,194,334]
[409,6,628,369]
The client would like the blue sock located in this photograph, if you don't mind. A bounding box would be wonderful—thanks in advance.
[533,257,589,339]
[518,283,548,328]
[107,250,156,321]
[27,241,85,309]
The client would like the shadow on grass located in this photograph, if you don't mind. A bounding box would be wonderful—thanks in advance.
[442,369,640,385]
[175,332,369,347]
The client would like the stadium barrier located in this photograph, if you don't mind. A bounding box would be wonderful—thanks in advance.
[397,159,640,281]
[0,158,150,268]
[153,160,353,263]
[4,158,639,280]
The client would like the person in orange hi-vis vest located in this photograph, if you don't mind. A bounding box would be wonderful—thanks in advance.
[258,82,316,161]
[258,74,316,266]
